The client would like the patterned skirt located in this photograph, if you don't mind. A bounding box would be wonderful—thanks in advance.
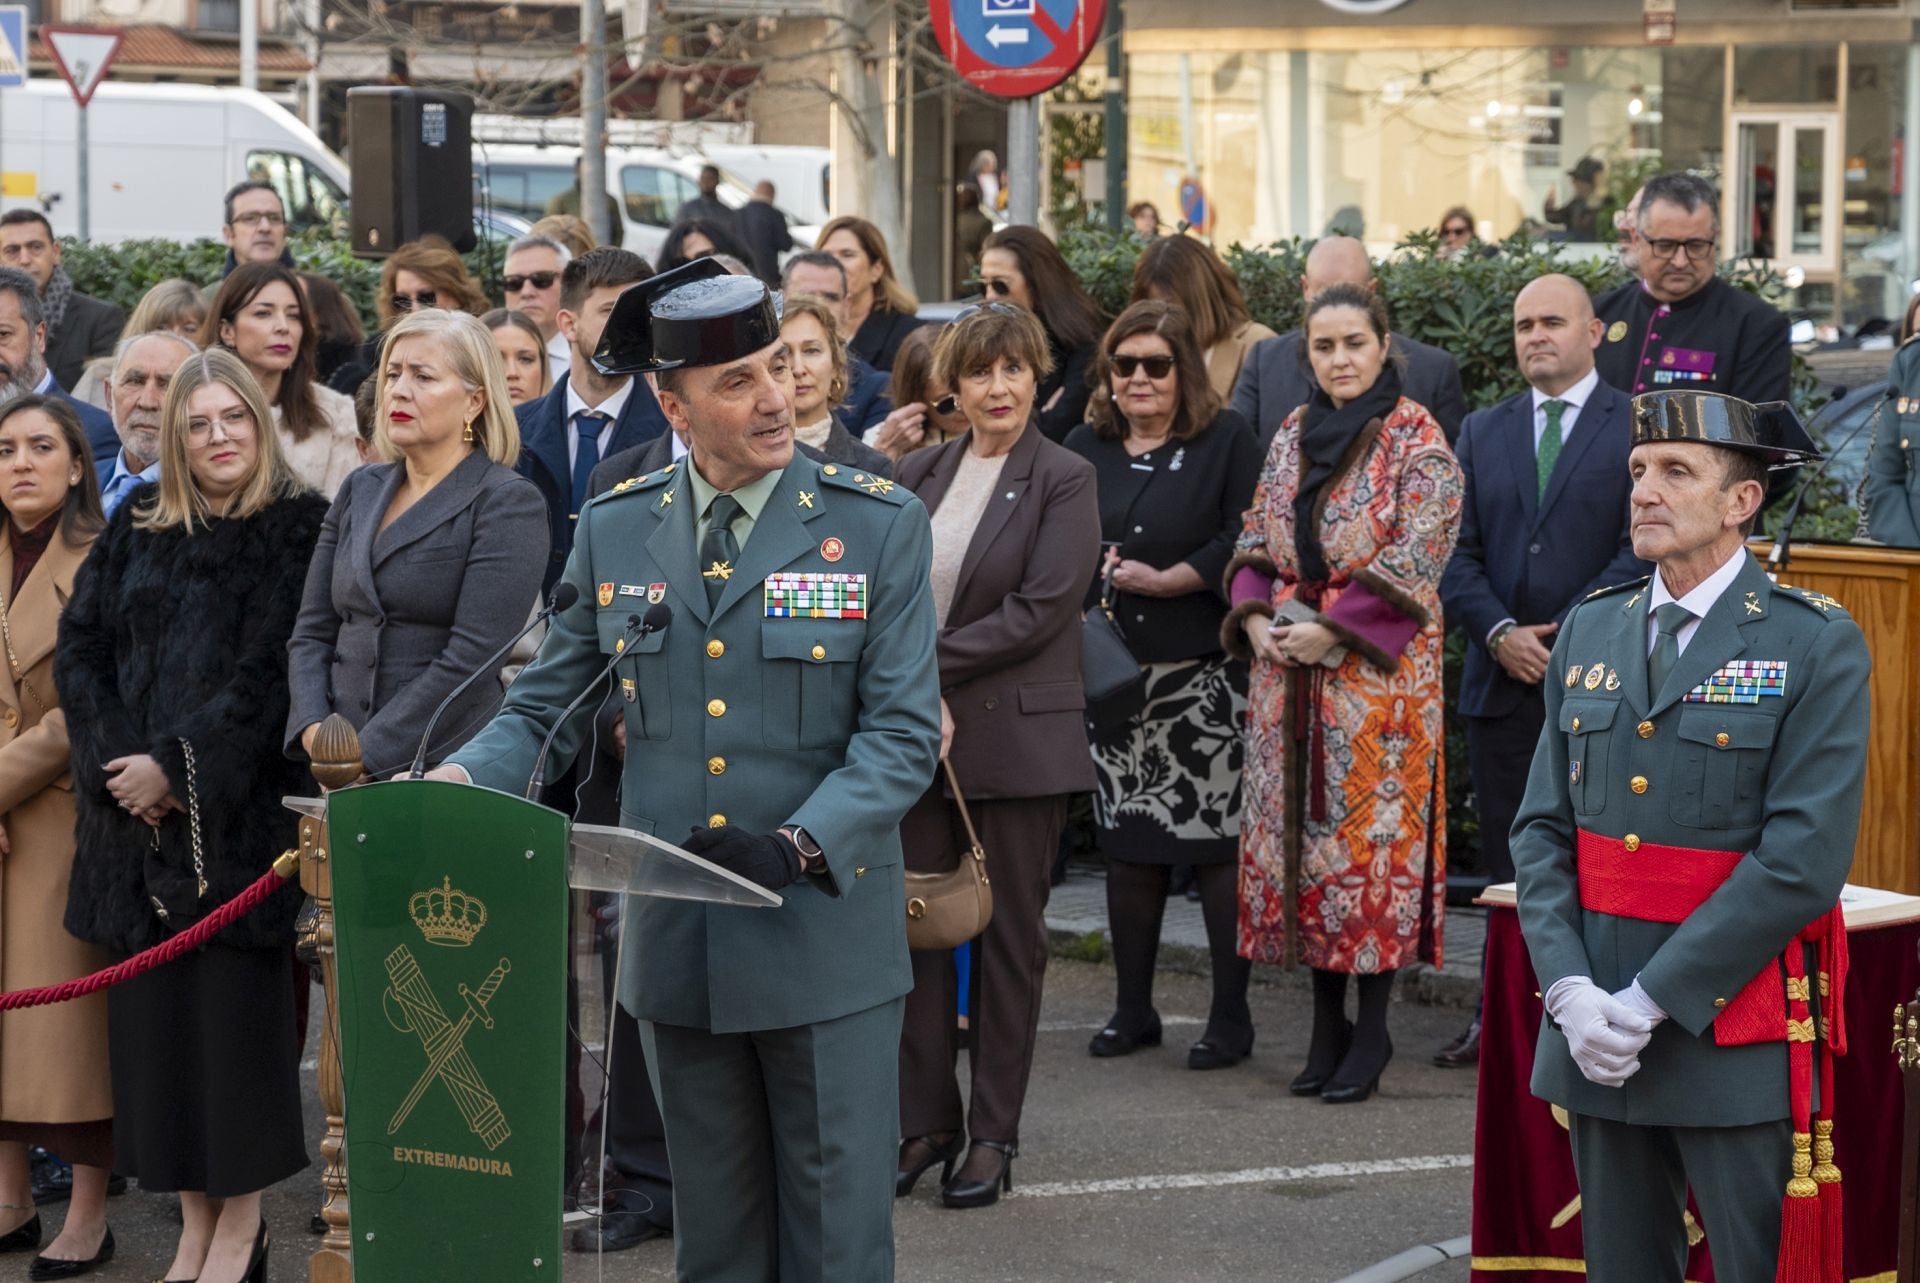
[1089,655,1248,866]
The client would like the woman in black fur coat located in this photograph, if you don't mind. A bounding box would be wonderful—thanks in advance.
[56,347,327,1283]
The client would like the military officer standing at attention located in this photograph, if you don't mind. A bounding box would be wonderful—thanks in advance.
[426,257,941,1282]
[1510,388,1870,1283]
[1593,173,1791,406]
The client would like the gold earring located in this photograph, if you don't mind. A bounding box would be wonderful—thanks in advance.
[463,418,475,443]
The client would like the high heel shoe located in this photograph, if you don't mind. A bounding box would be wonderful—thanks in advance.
[27,1226,114,1281]
[895,1132,965,1198]
[242,1218,269,1283]
[1288,1019,1353,1096]
[1322,1033,1394,1105]
[1088,1011,1161,1058]
[940,1140,1017,1209]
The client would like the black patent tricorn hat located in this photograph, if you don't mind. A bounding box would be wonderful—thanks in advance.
[1629,389,1820,470]
[593,257,783,377]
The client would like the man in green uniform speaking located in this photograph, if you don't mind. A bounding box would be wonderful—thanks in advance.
[1510,389,1870,1282]
[426,257,941,1280]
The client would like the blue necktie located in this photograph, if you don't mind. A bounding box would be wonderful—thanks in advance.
[104,471,142,516]
[571,410,610,516]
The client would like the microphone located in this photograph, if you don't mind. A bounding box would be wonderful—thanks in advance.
[525,602,672,800]
[1766,399,1882,575]
[407,582,580,779]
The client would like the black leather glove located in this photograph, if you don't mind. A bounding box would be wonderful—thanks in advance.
[683,826,801,891]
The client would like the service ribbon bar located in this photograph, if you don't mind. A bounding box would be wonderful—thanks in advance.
[1684,659,1788,704]
[765,572,869,619]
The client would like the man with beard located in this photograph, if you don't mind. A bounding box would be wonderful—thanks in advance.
[0,209,124,391]
[97,331,195,515]
[0,267,115,461]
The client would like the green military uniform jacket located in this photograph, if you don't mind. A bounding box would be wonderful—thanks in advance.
[1511,550,1870,1127]
[450,452,941,1034]
[1863,336,1920,548]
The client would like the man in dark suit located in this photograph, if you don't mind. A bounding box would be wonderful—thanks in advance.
[0,266,116,462]
[782,252,891,435]
[738,181,794,286]
[517,247,670,596]
[1433,273,1649,1068]
[1231,235,1467,448]
[0,210,124,393]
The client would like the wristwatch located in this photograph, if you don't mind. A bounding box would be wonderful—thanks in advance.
[781,825,825,875]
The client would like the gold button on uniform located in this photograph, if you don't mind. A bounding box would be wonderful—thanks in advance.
[1624,834,1641,852]
[708,756,727,775]
[706,639,725,658]
[707,699,726,718]
[811,645,826,661]
[1715,732,1730,747]
[1713,998,1729,1009]
[822,465,839,476]
[708,813,727,828]
[1630,776,1649,794]
[1571,717,1581,731]
[1637,720,1655,739]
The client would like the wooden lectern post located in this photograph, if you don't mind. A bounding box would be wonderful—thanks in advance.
[295,713,363,1283]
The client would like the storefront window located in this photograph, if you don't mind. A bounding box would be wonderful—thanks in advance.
[1840,43,1908,332]
[1734,44,1841,106]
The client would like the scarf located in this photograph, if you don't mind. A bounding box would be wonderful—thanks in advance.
[40,267,74,343]
[1291,362,1401,586]
[8,515,56,602]
[795,418,834,451]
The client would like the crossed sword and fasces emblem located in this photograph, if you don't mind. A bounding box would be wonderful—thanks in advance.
[383,945,512,1150]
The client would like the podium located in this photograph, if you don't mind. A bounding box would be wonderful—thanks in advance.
[288,716,777,1283]
[1754,539,1920,894]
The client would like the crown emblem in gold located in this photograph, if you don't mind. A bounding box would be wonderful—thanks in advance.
[409,876,487,948]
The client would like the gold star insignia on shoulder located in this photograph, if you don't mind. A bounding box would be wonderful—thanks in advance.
[862,476,896,496]
[612,479,633,494]
[702,560,733,582]
[660,488,676,508]
[797,489,816,509]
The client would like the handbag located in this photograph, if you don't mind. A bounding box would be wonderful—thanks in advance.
[1081,579,1148,727]
[904,759,993,951]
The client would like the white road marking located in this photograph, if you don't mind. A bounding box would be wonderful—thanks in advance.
[1009,1153,1474,1199]
[1034,1015,1205,1033]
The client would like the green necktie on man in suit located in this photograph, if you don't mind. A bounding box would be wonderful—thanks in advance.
[1647,601,1692,696]
[1537,399,1566,499]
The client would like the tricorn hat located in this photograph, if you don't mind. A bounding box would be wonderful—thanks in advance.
[1629,389,1820,470]
[593,257,783,377]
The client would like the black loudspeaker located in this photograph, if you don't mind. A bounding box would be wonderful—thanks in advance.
[348,87,476,257]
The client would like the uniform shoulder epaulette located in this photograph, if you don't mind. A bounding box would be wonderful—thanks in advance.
[1583,576,1650,603]
[591,463,680,506]
[817,462,912,505]
[1775,582,1852,620]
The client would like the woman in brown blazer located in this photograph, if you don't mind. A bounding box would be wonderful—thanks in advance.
[1128,234,1277,400]
[893,304,1101,1209]
[0,396,113,1277]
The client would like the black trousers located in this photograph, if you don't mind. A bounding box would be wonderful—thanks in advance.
[1464,693,1548,884]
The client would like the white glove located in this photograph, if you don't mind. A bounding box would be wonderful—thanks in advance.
[1612,978,1668,1029]
[1544,976,1656,1088]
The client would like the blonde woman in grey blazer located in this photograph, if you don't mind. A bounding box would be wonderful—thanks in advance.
[286,309,548,778]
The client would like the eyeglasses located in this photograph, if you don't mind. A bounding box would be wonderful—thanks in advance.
[1111,354,1175,379]
[230,210,285,228]
[503,272,558,293]
[1442,224,1471,238]
[186,407,255,441]
[953,301,1022,323]
[1645,237,1717,263]
[391,290,439,313]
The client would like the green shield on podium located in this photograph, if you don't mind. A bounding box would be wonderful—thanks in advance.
[326,781,568,1282]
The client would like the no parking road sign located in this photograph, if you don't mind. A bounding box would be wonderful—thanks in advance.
[931,0,1109,101]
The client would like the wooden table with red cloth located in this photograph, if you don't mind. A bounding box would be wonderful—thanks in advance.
[1469,885,1920,1281]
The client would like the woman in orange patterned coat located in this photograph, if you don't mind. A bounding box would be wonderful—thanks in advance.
[1222,284,1463,1104]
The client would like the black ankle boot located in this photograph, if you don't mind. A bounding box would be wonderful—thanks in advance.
[1323,971,1396,1103]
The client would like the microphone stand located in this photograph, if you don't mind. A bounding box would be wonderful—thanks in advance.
[1767,400,1882,575]
[526,612,663,800]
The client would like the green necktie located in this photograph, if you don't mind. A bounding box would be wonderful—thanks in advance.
[1648,602,1692,696]
[1537,399,1566,500]
[700,494,743,608]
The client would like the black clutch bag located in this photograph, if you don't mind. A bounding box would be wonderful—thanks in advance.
[1082,581,1147,728]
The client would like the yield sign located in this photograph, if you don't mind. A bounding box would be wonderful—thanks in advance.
[930,0,1108,101]
[42,25,123,108]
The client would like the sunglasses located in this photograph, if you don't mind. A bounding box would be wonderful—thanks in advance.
[934,394,958,416]
[1442,224,1471,237]
[1111,354,1175,379]
[952,301,1024,323]
[503,272,558,292]
[391,290,439,313]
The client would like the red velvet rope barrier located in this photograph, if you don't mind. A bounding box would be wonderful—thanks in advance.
[0,857,298,1011]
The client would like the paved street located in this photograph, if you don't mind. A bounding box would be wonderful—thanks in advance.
[61,932,1483,1283]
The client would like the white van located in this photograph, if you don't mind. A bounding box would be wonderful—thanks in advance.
[477,143,821,265]
[702,145,831,228]
[0,81,350,243]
